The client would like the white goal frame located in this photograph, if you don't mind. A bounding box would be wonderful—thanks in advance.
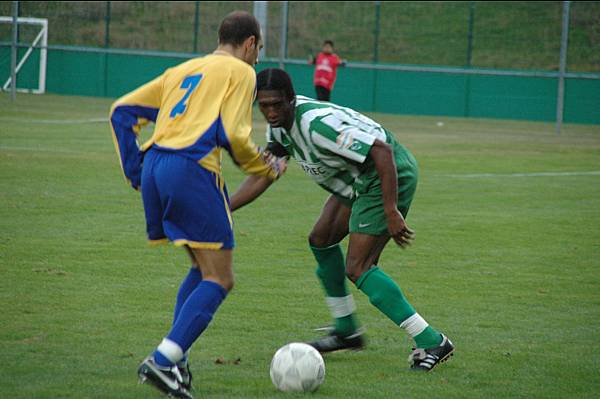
[1,16,47,94]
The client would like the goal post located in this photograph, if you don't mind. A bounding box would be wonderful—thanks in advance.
[0,16,47,94]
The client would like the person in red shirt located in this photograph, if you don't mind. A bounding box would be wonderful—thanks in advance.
[308,40,345,101]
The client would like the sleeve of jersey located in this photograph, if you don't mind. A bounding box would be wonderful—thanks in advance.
[220,69,277,179]
[309,115,378,164]
[109,75,162,189]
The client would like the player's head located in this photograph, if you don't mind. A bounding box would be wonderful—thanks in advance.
[322,40,334,54]
[256,68,296,130]
[218,11,263,66]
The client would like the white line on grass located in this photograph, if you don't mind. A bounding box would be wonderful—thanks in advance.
[440,171,600,178]
[1,143,599,180]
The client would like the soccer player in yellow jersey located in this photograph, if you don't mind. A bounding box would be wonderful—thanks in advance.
[109,11,284,399]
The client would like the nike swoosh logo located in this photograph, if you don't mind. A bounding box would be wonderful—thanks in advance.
[358,223,371,228]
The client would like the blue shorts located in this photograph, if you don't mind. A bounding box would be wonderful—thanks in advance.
[141,148,234,250]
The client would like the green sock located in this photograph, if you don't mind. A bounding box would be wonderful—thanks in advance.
[414,326,442,349]
[311,244,359,336]
[356,266,442,348]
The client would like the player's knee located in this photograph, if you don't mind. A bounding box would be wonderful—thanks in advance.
[308,231,330,248]
[205,275,234,292]
[221,278,234,292]
[345,257,368,283]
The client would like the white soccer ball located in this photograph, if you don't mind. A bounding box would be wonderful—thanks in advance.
[270,342,325,393]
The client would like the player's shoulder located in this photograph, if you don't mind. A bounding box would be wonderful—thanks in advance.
[296,95,329,111]
[295,95,336,119]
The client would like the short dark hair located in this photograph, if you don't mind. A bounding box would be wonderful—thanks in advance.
[218,11,261,46]
[323,40,334,47]
[256,68,296,102]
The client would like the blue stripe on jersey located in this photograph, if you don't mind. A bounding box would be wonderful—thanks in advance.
[151,116,232,163]
[110,105,159,188]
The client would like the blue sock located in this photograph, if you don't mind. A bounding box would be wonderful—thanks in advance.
[173,267,203,324]
[154,281,227,367]
[154,351,173,368]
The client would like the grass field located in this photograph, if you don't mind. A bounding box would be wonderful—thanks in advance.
[1,93,599,398]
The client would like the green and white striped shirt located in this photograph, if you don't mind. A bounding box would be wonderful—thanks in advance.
[267,95,392,200]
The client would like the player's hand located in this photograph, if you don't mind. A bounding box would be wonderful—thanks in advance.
[386,210,415,248]
[272,157,288,179]
[262,150,287,179]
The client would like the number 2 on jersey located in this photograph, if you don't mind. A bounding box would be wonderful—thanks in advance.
[170,74,203,118]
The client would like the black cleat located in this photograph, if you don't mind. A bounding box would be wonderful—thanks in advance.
[177,362,193,391]
[307,327,366,353]
[408,334,455,372]
[137,356,193,399]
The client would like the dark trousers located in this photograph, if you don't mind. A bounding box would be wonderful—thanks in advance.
[315,85,331,101]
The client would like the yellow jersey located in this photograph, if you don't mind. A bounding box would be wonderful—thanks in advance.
[110,53,276,188]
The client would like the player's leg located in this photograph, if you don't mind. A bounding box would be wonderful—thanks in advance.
[140,249,230,398]
[152,161,234,367]
[315,85,330,101]
[307,195,364,352]
[154,248,232,365]
[346,233,453,370]
[169,246,203,389]
[347,164,453,370]
[138,151,234,396]
[174,247,203,325]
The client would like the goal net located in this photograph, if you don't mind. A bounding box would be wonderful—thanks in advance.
[0,17,47,94]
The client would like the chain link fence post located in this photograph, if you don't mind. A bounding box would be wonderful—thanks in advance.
[279,1,288,69]
[10,1,19,101]
[193,1,199,53]
[103,1,111,97]
[371,1,381,112]
[464,2,475,117]
[253,1,267,60]
[556,1,570,135]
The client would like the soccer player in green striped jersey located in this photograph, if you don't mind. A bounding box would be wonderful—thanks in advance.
[230,69,454,371]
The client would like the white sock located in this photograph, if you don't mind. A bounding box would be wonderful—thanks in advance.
[399,313,429,338]
[157,338,184,364]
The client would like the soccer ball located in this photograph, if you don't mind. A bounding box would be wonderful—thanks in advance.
[270,342,325,393]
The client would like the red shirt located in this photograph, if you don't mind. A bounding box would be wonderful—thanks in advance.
[313,52,342,91]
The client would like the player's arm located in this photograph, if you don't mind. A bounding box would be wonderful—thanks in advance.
[109,75,162,190]
[369,140,415,247]
[230,142,289,211]
[230,175,275,212]
[221,68,282,180]
[310,117,413,246]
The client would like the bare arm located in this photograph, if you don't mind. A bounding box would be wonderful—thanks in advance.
[369,140,415,247]
[230,175,276,212]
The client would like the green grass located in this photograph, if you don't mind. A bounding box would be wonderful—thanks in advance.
[1,93,599,398]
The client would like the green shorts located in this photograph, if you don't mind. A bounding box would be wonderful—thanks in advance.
[348,142,418,236]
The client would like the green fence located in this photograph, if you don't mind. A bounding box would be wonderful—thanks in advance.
[2,2,599,72]
[2,45,599,124]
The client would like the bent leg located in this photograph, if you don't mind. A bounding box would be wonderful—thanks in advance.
[309,195,351,248]
[309,196,360,336]
[347,233,442,349]
[173,247,204,324]
[154,248,232,367]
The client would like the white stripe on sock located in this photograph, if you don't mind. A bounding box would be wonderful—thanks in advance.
[325,295,356,318]
[399,313,429,337]
[157,338,184,364]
